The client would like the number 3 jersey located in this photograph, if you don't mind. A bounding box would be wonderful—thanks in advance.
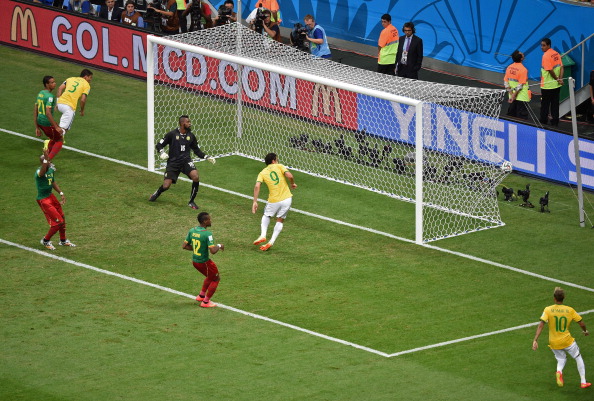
[540,304,583,349]
[157,129,206,163]
[256,163,292,203]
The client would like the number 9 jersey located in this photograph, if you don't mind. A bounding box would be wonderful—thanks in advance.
[256,163,292,203]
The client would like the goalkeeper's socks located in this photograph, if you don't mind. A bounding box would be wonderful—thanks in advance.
[154,185,168,197]
[189,181,200,203]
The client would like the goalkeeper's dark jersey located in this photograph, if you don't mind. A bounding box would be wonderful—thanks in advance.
[156,129,206,163]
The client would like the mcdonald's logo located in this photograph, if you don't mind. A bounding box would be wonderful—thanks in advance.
[11,7,38,47]
[312,83,342,123]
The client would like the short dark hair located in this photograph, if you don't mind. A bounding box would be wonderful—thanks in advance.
[511,50,523,63]
[403,21,415,34]
[43,75,54,86]
[224,0,233,5]
[179,115,189,124]
[126,0,135,5]
[197,212,210,224]
[542,38,551,47]
[264,153,277,165]
[381,14,391,23]
[80,69,93,77]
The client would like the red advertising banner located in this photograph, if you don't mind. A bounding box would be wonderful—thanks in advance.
[0,0,149,78]
[0,1,358,129]
[154,45,358,129]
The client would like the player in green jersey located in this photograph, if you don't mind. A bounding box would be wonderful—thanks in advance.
[183,212,224,308]
[533,287,590,388]
[34,76,65,160]
[252,153,297,251]
[36,149,76,250]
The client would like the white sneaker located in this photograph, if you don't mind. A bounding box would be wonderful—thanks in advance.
[40,238,56,250]
[59,239,76,247]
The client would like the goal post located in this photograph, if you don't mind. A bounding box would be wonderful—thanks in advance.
[147,23,509,244]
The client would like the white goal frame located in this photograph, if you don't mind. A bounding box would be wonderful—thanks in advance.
[146,27,507,245]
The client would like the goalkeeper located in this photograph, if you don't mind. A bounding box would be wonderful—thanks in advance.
[149,115,215,209]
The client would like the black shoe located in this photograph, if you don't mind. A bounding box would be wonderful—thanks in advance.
[188,201,199,209]
[149,193,158,202]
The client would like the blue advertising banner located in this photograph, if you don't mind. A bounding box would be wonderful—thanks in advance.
[219,0,593,84]
[356,95,594,190]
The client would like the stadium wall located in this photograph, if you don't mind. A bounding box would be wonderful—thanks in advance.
[2,0,593,190]
[227,0,594,86]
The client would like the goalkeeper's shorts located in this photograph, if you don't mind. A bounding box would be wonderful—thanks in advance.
[164,159,196,183]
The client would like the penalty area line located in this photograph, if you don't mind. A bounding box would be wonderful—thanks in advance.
[5,238,594,359]
[0,238,389,358]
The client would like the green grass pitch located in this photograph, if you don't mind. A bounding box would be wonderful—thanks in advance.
[1,44,593,400]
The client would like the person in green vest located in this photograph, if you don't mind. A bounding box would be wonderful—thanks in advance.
[539,38,564,127]
[377,14,399,75]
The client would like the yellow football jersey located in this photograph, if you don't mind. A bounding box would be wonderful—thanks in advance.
[257,163,292,204]
[58,77,91,110]
[540,304,582,349]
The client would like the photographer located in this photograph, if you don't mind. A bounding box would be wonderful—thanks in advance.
[214,0,237,26]
[182,0,213,32]
[121,0,145,28]
[147,0,179,35]
[303,14,331,59]
[248,8,280,42]
[253,0,280,25]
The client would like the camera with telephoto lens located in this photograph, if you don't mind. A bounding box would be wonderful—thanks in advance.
[253,7,267,34]
[216,4,232,26]
[145,0,162,32]
[188,0,204,31]
[290,23,309,52]
[539,191,550,213]
[517,184,534,207]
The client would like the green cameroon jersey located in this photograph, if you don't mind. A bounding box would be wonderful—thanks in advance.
[35,166,55,200]
[36,89,57,127]
[185,226,215,263]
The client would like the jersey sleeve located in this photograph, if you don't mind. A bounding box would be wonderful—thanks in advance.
[572,308,583,323]
[206,233,215,247]
[256,171,265,183]
[156,131,171,152]
[190,134,206,159]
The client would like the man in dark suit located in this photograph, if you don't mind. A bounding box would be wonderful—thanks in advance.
[396,22,423,80]
[99,0,122,21]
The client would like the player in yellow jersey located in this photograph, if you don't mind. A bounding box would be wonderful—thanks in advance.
[533,287,590,389]
[57,69,93,136]
[251,153,297,251]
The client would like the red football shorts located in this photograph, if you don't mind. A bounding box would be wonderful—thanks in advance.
[37,194,65,227]
[40,125,63,141]
[193,259,220,281]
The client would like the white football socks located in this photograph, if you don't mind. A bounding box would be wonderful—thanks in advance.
[269,222,283,245]
[260,215,271,239]
[576,355,587,383]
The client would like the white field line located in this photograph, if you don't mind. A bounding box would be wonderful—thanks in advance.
[0,238,390,358]
[4,129,594,357]
[4,238,593,359]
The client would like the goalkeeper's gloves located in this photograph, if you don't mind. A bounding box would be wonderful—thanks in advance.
[206,156,216,165]
[159,150,169,160]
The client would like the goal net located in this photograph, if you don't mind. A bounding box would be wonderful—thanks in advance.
[147,23,510,244]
